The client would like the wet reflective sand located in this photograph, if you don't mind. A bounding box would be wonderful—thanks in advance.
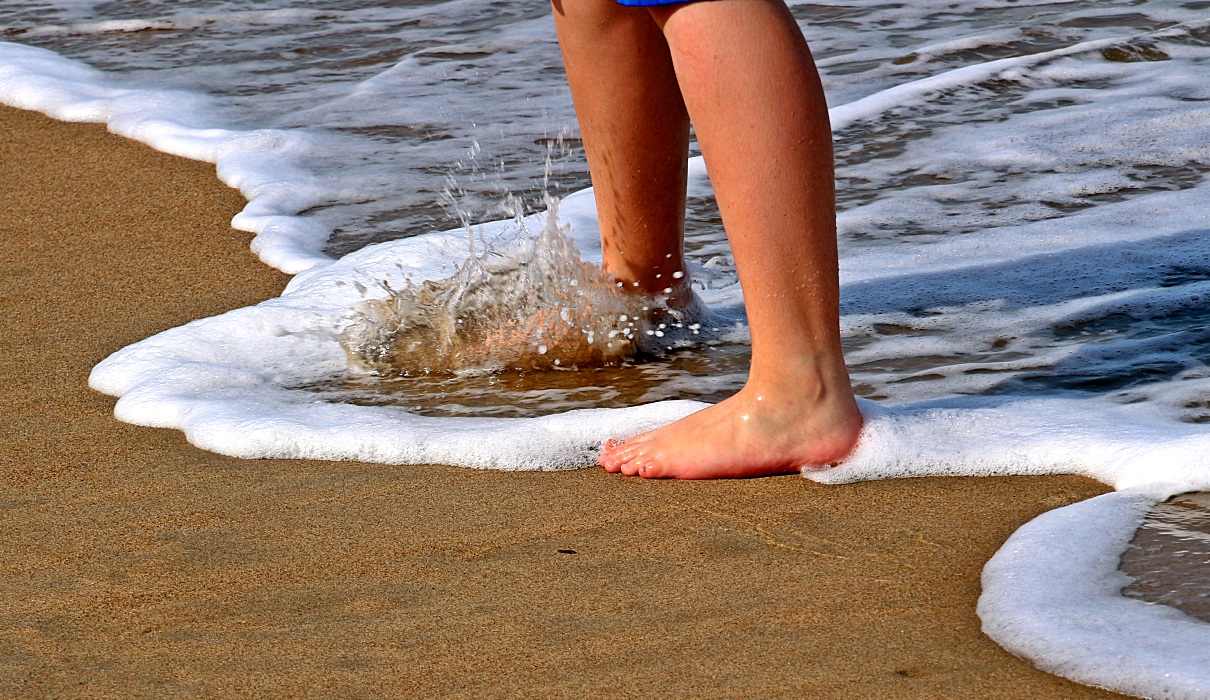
[1120,492,1210,623]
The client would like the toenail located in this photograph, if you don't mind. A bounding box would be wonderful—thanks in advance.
[802,461,841,473]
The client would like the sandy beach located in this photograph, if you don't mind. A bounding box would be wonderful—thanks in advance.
[0,104,1127,698]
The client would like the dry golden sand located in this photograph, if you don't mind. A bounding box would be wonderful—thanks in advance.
[0,105,1126,699]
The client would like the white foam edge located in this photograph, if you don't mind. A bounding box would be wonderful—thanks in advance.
[10,8,351,37]
[88,195,741,471]
[811,398,1210,491]
[5,20,1189,277]
[827,19,1210,132]
[0,41,334,274]
[807,400,1210,697]
[979,488,1210,699]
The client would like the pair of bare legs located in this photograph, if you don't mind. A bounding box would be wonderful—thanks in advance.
[552,0,864,479]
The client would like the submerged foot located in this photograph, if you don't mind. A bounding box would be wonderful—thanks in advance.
[599,379,863,479]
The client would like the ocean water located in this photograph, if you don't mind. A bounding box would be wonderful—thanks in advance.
[3,0,1210,696]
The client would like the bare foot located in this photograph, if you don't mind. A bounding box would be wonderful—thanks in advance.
[599,376,863,479]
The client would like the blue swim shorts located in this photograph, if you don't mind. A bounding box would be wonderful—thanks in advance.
[616,0,700,6]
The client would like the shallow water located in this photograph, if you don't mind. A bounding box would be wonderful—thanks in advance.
[5,0,1209,433]
[3,0,587,253]
[6,2,1210,419]
[294,342,751,418]
[1121,491,1210,624]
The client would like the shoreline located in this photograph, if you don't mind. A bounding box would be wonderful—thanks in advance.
[0,105,1125,698]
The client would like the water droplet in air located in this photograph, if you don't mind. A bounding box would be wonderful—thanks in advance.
[339,199,659,374]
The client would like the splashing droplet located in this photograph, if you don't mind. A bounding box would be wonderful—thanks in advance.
[339,199,666,375]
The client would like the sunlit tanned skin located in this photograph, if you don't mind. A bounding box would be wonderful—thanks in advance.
[552,0,864,479]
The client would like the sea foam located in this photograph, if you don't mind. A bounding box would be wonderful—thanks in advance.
[4,4,1210,697]
[0,41,334,273]
[82,188,728,470]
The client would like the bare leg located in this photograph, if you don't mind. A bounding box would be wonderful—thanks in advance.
[551,0,693,303]
[557,0,863,478]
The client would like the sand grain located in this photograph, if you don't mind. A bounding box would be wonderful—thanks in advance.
[0,105,1124,699]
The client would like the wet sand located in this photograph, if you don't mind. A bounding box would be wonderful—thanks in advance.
[1122,492,1210,623]
[0,104,1126,698]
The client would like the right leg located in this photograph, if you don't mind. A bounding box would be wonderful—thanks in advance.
[599,0,864,478]
[551,0,693,303]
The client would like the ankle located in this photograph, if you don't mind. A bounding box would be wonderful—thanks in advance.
[746,354,854,400]
[607,268,706,326]
[604,255,690,296]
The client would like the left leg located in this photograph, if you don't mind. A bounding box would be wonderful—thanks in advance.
[551,0,693,304]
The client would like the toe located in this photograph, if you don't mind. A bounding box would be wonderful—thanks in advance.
[617,445,651,477]
[599,439,622,472]
[602,433,663,477]
[638,460,666,479]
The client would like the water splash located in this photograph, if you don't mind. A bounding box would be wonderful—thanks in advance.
[339,199,681,376]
